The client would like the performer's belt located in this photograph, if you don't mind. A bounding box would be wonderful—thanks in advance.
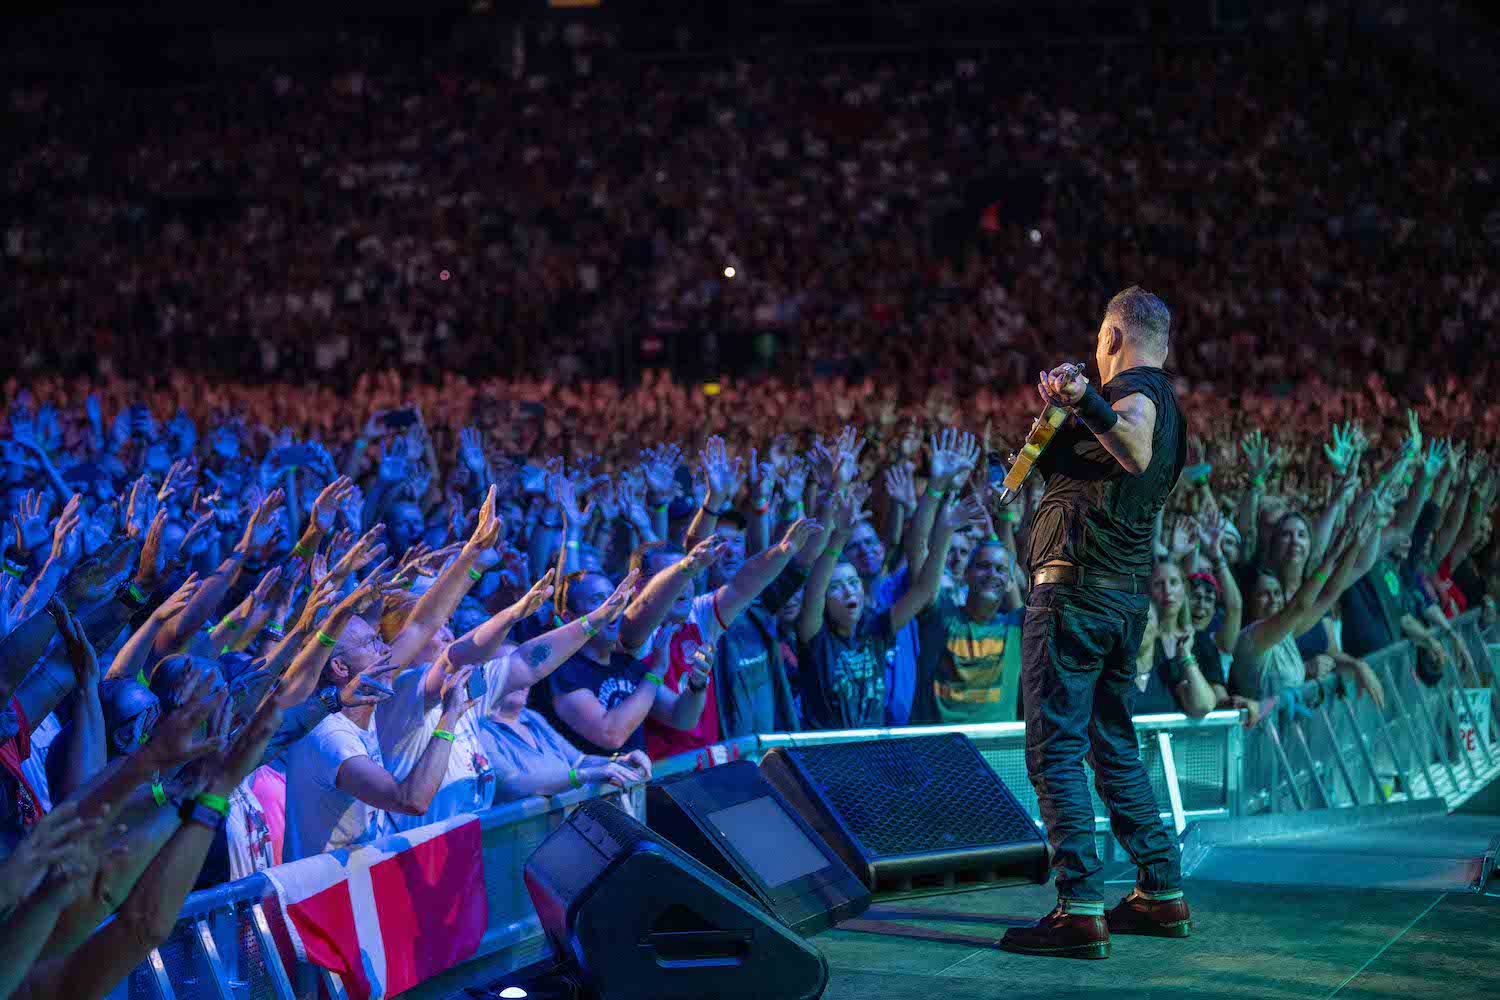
[1031,565,1151,595]
[935,682,1006,704]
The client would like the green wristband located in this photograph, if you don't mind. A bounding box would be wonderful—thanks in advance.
[643,672,665,686]
[316,630,338,648]
[128,582,147,603]
[987,534,1001,543]
[1,564,22,578]
[292,543,314,558]
[433,728,456,743]
[926,488,946,500]
[651,502,669,513]
[1312,570,1329,584]
[468,567,484,582]
[137,667,149,687]
[196,793,230,817]
[580,613,599,637]
[825,546,844,560]
[1000,509,1020,523]
[569,767,582,789]
[152,781,167,807]
[1250,476,1265,488]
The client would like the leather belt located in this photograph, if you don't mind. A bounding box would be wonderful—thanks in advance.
[1031,565,1151,595]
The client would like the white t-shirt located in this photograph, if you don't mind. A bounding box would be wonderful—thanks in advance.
[377,658,505,832]
[283,713,390,860]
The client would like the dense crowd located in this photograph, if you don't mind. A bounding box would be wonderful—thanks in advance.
[4,26,1497,396]
[2,373,1497,995]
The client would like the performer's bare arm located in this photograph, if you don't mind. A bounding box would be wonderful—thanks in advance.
[1039,367,1157,475]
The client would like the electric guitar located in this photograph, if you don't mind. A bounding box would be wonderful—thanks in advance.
[995,362,1085,506]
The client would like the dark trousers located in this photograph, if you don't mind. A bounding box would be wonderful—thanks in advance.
[1021,584,1180,901]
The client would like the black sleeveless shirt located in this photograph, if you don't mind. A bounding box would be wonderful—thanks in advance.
[1023,366,1187,578]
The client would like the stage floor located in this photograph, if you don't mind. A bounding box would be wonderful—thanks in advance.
[816,868,1500,1000]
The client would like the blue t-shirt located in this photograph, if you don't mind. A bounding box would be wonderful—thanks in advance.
[871,569,921,726]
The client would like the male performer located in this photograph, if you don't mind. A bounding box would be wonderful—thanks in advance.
[1000,287,1189,960]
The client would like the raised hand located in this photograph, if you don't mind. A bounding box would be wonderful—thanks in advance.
[457,426,487,474]
[517,569,557,619]
[782,456,811,508]
[151,572,202,625]
[10,488,52,558]
[747,448,779,511]
[928,428,980,491]
[47,494,84,570]
[176,512,218,564]
[157,458,197,504]
[1240,429,1283,481]
[550,473,592,525]
[640,444,683,503]
[884,464,917,513]
[1323,422,1359,477]
[238,487,285,555]
[776,517,825,558]
[1424,438,1451,480]
[594,568,641,624]
[699,435,744,507]
[54,599,100,687]
[309,476,356,533]
[1169,515,1197,560]
[331,524,387,580]
[377,437,410,484]
[1405,408,1422,459]
[681,536,730,578]
[940,492,989,533]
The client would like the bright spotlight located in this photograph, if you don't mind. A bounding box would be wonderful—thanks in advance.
[499,989,528,999]
[723,265,736,278]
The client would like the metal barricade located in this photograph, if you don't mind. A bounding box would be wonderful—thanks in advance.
[120,618,1494,998]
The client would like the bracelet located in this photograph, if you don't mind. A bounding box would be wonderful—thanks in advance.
[752,502,772,515]
[266,624,285,637]
[1073,383,1119,435]
[196,793,230,817]
[687,674,709,693]
[643,672,664,686]
[1251,476,1265,488]
[789,502,805,514]
[136,667,149,686]
[316,630,338,648]
[824,546,844,560]
[128,582,147,603]
[433,728,456,743]
[702,502,733,518]
[222,619,241,631]
[292,543,314,558]
[152,781,167,806]
[1,563,23,578]
[568,767,583,789]
[565,539,580,549]
[468,567,484,582]
[650,501,669,513]
[926,488,946,500]
[987,534,1001,543]
[580,613,599,637]
[179,798,225,831]
[1312,570,1330,584]
[1000,509,1021,523]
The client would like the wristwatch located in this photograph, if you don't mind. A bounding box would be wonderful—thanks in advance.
[317,685,343,715]
[116,580,151,612]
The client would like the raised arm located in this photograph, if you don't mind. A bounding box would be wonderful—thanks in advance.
[618,536,727,651]
[499,571,638,692]
[907,429,977,576]
[713,518,824,628]
[684,436,743,554]
[892,494,986,630]
[798,493,852,645]
[386,485,501,668]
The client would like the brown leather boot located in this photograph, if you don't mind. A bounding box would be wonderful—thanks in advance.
[999,907,1110,960]
[1105,890,1192,938]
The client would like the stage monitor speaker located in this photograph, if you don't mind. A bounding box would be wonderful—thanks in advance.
[646,759,870,937]
[759,733,1048,895]
[523,798,828,1000]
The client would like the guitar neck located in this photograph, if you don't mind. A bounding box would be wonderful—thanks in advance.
[1000,402,1072,494]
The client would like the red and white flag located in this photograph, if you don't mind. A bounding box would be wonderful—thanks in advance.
[265,814,487,1000]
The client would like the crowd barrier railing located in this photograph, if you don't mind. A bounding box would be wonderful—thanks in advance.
[112,614,1496,1000]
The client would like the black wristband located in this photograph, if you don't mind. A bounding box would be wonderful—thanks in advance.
[702,502,733,518]
[1074,384,1119,435]
[178,797,226,832]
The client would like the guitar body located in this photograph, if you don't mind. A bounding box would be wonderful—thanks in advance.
[999,403,1071,501]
